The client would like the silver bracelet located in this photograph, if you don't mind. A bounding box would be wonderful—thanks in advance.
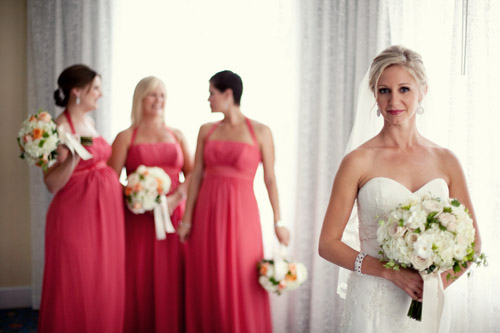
[354,252,367,275]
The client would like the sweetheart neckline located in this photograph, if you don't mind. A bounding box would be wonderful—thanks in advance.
[359,177,447,194]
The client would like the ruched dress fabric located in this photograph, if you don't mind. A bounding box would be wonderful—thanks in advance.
[341,177,451,333]
[39,112,125,333]
[186,119,272,333]
[123,127,186,333]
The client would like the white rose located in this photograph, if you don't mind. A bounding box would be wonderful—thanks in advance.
[273,260,289,281]
[388,221,406,238]
[405,232,419,245]
[423,199,443,213]
[411,253,433,271]
[413,234,434,259]
[438,212,457,227]
[453,244,468,261]
[258,275,277,292]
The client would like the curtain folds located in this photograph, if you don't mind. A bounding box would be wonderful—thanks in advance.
[276,1,386,332]
[293,0,500,331]
[27,0,114,308]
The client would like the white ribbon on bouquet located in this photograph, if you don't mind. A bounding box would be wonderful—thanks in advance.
[153,194,175,240]
[58,126,93,160]
[421,271,445,332]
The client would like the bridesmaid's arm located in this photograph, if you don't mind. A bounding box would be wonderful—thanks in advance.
[173,128,194,196]
[43,119,80,194]
[107,129,131,176]
[257,123,289,246]
[177,124,210,242]
[166,128,194,214]
[440,149,481,289]
[43,144,80,194]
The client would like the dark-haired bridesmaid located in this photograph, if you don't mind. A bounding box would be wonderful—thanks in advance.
[38,64,125,332]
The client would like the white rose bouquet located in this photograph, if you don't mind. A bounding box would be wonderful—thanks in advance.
[17,108,60,171]
[125,165,175,240]
[125,165,171,214]
[257,259,308,295]
[377,193,486,321]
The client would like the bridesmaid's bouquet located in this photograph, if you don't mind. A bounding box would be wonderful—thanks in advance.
[125,165,171,214]
[257,259,308,295]
[17,109,60,171]
[377,193,487,321]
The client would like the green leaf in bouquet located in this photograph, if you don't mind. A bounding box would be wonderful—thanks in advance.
[443,207,452,213]
[43,132,49,138]
[401,204,412,211]
[451,199,461,207]
[399,218,404,227]
[38,139,46,147]
[425,212,439,229]
[453,262,461,273]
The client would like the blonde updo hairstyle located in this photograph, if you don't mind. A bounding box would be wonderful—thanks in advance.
[368,45,428,98]
[130,76,167,126]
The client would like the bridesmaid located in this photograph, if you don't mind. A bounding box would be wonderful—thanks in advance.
[178,70,290,332]
[38,64,125,332]
[108,76,193,333]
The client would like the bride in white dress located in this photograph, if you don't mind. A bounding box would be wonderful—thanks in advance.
[318,45,481,332]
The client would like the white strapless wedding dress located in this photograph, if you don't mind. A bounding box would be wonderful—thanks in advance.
[340,177,451,333]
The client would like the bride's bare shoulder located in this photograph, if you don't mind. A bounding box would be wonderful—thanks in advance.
[340,142,380,178]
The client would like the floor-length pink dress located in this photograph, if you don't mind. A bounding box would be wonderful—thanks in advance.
[123,126,186,333]
[186,118,272,333]
[38,111,125,333]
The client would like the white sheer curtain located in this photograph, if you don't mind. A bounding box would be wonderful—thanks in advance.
[385,1,500,331]
[27,0,114,308]
[284,1,388,332]
[295,0,500,332]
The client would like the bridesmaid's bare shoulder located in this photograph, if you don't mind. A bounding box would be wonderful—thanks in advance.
[112,127,134,146]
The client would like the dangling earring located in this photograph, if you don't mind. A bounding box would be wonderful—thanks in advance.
[416,104,424,115]
[76,96,80,105]
[376,108,381,117]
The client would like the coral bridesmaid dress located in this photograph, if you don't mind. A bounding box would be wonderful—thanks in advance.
[123,126,186,333]
[186,118,272,333]
[38,111,125,332]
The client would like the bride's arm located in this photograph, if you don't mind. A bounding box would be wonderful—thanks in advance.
[440,149,481,289]
[318,150,424,301]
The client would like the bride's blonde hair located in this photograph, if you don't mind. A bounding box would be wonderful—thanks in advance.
[368,45,428,97]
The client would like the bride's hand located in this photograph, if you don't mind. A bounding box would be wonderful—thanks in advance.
[386,268,424,301]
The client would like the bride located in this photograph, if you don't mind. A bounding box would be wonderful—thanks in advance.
[318,45,481,332]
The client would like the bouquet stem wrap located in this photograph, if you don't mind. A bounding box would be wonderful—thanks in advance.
[153,195,175,240]
[420,271,445,332]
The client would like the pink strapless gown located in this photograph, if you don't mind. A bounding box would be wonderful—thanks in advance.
[186,119,272,333]
[38,137,125,333]
[123,133,186,333]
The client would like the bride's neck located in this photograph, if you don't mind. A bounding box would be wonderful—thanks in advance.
[380,122,422,150]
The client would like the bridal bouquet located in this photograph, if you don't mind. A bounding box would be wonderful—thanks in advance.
[17,109,60,171]
[377,193,486,321]
[125,165,171,214]
[257,259,308,295]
